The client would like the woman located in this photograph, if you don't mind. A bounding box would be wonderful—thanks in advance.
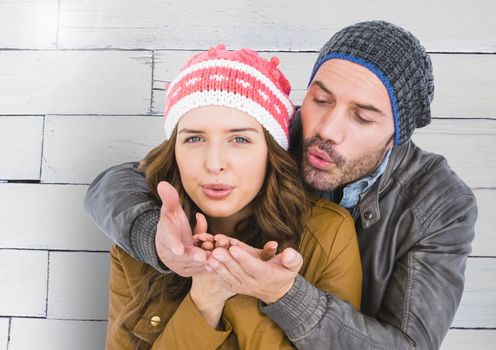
[106,45,361,349]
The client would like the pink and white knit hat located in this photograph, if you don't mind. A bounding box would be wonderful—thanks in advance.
[163,44,294,149]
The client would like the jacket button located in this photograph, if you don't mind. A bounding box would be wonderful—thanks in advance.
[150,315,161,327]
[364,211,373,220]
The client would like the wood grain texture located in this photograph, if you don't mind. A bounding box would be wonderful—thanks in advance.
[412,119,496,189]
[0,0,58,49]
[41,115,164,184]
[0,116,44,180]
[0,184,110,251]
[47,252,109,320]
[452,258,496,328]
[0,250,48,317]
[442,330,496,350]
[8,319,106,350]
[0,51,152,115]
[58,0,496,52]
[0,319,8,350]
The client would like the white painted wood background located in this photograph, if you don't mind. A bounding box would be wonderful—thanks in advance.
[0,0,494,348]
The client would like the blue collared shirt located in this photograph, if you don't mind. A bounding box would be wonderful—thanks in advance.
[318,148,392,209]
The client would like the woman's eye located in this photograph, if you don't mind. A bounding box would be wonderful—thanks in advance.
[233,136,250,143]
[185,136,203,143]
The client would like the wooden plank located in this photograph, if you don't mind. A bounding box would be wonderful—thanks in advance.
[0,184,110,251]
[472,190,495,257]
[442,329,496,350]
[431,54,496,118]
[0,51,152,115]
[0,250,48,317]
[9,319,106,350]
[0,318,8,350]
[412,119,496,189]
[153,52,496,118]
[0,0,58,49]
[452,258,496,328]
[48,252,109,320]
[0,116,44,181]
[58,0,496,52]
[41,115,164,184]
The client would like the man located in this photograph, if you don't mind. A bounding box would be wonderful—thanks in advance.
[85,21,477,349]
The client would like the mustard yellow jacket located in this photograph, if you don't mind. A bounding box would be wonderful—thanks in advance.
[106,196,362,349]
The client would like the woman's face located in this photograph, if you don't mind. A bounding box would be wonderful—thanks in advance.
[175,106,268,218]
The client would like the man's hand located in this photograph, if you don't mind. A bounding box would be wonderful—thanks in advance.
[207,242,303,304]
[155,181,208,276]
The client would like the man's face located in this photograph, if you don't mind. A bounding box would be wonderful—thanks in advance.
[300,59,395,191]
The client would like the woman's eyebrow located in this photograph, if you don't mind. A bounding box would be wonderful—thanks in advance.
[178,128,203,134]
[178,127,260,134]
[228,128,259,133]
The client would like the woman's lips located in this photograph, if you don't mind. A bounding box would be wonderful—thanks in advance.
[202,184,234,199]
[307,147,334,170]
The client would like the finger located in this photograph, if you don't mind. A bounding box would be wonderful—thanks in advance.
[228,238,264,259]
[228,245,267,277]
[201,241,214,251]
[193,212,208,235]
[208,250,244,287]
[193,233,215,243]
[213,235,230,249]
[280,248,303,272]
[157,181,182,215]
[261,241,278,261]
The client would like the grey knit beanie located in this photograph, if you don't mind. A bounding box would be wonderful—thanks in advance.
[309,21,434,145]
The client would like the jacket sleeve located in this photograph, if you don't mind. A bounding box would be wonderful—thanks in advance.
[106,245,232,350]
[84,162,166,272]
[313,214,362,311]
[261,193,477,350]
[152,293,232,349]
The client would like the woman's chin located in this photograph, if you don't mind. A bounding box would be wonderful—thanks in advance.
[201,208,238,218]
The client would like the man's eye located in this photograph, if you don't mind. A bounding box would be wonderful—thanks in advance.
[185,136,203,143]
[313,97,329,104]
[355,113,373,125]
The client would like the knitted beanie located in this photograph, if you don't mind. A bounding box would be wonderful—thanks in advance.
[309,21,434,145]
[163,44,294,149]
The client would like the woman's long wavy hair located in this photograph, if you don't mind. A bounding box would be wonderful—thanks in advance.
[112,127,309,343]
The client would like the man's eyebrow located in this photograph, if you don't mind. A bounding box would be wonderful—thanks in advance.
[354,103,386,116]
[311,80,333,95]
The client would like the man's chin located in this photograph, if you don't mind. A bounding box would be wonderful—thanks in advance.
[303,166,341,192]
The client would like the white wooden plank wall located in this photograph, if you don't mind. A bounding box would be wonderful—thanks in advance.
[0,0,494,348]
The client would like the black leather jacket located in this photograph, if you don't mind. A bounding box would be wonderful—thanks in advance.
[84,141,476,350]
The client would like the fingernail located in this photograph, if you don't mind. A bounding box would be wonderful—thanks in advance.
[286,250,296,262]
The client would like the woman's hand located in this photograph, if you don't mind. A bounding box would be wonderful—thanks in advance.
[190,217,235,329]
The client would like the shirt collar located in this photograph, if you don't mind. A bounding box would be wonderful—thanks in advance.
[317,148,392,209]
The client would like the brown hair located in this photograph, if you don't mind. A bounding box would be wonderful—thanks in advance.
[112,128,309,342]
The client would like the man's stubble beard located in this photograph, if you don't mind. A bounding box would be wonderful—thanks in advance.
[301,135,392,191]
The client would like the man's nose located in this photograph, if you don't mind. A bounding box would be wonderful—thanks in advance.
[314,107,346,145]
